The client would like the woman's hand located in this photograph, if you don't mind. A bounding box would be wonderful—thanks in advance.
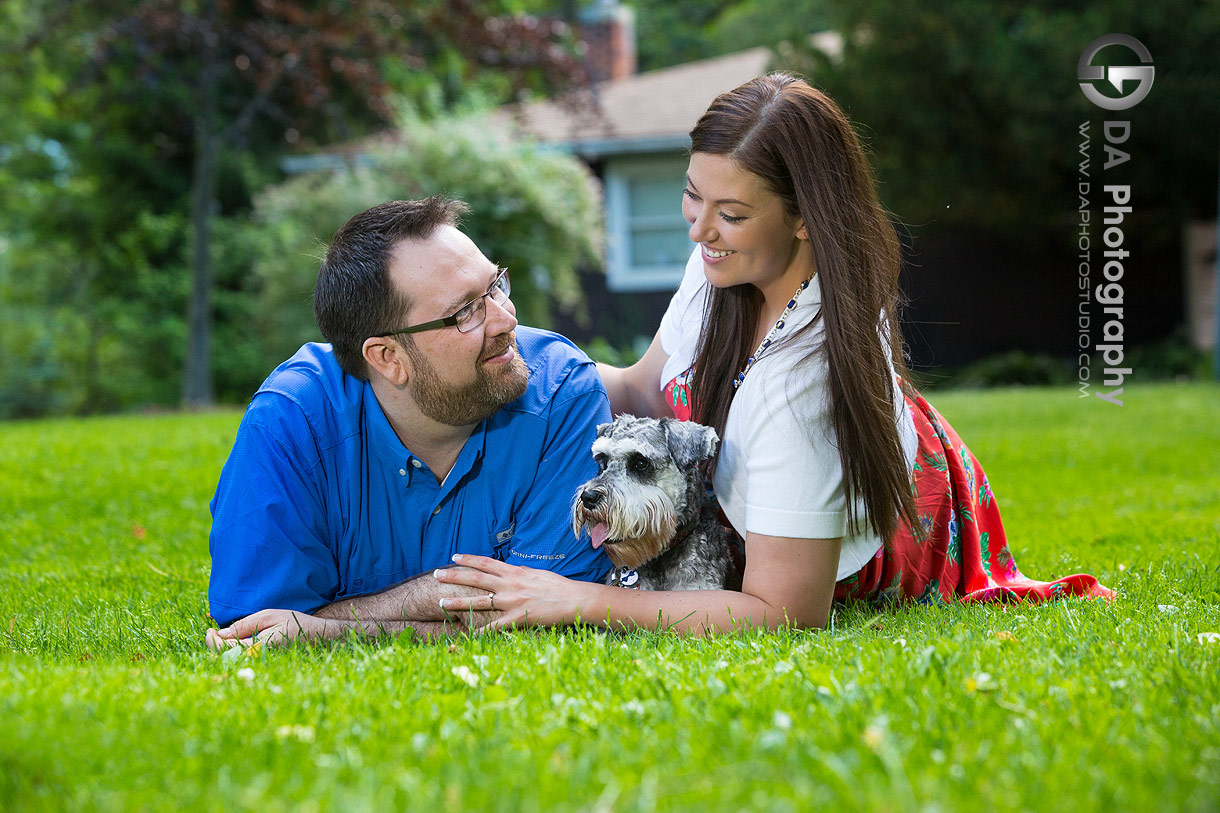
[434,554,597,631]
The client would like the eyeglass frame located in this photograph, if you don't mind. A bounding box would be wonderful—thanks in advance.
[377,267,511,338]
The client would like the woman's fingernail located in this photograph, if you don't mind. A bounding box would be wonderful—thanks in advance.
[433,569,445,580]
[451,554,462,563]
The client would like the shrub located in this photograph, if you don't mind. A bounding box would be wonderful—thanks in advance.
[244,109,604,371]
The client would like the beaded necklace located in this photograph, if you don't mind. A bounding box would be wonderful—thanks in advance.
[732,275,814,390]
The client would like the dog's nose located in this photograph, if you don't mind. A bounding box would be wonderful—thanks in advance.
[580,489,603,509]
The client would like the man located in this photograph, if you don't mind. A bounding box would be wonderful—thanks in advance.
[205,197,610,648]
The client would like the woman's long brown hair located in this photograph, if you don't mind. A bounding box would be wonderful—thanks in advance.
[689,73,916,542]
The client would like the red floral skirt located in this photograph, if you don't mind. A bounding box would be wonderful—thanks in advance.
[832,386,1114,605]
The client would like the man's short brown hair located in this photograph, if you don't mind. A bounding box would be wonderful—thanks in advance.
[313,196,468,379]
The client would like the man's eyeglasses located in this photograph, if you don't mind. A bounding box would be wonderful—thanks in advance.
[379,268,511,337]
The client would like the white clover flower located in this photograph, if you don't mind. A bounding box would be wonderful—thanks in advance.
[451,665,479,688]
[275,725,315,742]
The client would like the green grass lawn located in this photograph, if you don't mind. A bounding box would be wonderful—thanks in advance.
[2,383,1218,811]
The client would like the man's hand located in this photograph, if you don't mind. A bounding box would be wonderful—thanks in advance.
[312,568,494,626]
[204,604,494,650]
[205,609,337,650]
[204,569,509,650]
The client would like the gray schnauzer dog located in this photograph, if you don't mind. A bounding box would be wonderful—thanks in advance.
[572,415,736,591]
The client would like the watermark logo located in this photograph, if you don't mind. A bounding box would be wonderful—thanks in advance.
[1075,34,1152,407]
[1078,34,1154,111]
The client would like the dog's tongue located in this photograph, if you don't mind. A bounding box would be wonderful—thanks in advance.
[589,523,610,549]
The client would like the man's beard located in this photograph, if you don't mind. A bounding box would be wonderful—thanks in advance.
[405,335,529,426]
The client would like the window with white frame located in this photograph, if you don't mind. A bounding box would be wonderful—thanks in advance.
[603,155,694,292]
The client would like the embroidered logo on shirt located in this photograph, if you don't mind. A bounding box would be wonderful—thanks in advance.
[509,550,567,561]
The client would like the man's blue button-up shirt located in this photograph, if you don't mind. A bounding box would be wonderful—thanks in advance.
[208,327,612,626]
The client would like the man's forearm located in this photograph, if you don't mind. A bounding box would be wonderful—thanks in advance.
[314,567,491,626]
[311,616,479,642]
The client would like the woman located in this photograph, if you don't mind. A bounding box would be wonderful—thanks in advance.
[437,73,1112,631]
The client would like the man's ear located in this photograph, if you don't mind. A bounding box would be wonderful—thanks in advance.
[362,336,410,387]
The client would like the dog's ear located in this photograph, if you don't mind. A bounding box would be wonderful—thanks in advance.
[660,418,719,469]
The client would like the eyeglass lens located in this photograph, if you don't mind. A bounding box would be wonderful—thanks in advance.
[455,272,510,333]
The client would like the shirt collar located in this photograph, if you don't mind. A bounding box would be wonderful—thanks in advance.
[441,419,487,494]
[365,382,413,470]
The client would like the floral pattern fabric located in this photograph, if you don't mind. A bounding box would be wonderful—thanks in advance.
[665,370,694,422]
[833,385,1114,605]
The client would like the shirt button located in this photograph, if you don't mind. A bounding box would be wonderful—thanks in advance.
[432,506,441,515]
[411,459,423,469]
[398,468,407,476]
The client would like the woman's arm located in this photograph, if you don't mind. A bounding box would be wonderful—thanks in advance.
[596,332,672,419]
[436,531,843,633]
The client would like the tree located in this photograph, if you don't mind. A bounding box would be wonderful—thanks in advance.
[81,0,589,407]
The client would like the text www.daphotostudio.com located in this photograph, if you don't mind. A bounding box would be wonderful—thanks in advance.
[1075,33,1154,406]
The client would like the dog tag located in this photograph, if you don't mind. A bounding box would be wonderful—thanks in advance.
[614,568,640,588]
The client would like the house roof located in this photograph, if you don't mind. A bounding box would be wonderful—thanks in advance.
[499,47,772,158]
[498,33,842,159]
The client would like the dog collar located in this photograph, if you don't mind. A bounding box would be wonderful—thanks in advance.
[606,517,701,590]
[664,519,697,552]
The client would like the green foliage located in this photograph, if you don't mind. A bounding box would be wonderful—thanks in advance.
[0,0,593,416]
[582,336,644,367]
[922,351,1075,390]
[0,206,189,417]
[629,0,739,71]
[1119,332,1213,381]
[1,384,1218,809]
[241,109,604,377]
[915,335,1212,391]
[632,0,834,71]
[800,1,1220,233]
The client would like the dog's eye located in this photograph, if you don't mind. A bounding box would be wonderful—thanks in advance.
[594,453,608,472]
[628,454,652,474]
